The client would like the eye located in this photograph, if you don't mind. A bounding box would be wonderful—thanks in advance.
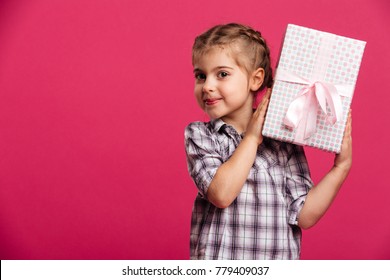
[194,72,206,81]
[217,71,229,78]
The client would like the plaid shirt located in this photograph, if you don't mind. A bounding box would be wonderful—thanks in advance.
[185,119,313,260]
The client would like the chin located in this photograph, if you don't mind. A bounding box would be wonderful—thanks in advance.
[206,111,222,120]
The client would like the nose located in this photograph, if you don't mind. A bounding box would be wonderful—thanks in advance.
[202,77,216,93]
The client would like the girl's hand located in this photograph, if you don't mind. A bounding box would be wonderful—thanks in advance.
[245,88,271,146]
[334,110,352,172]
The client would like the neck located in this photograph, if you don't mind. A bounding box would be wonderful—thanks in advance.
[221,98,254,134]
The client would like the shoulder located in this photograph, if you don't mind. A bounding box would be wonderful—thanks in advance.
[185,121,214,141]
[184,121,222,155]
[185,121,208,133]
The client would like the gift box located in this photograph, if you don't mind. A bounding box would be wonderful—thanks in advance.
[262,24,366,153]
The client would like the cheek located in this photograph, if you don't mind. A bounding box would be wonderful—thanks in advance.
[194,86,204,107]
[194,85,201,98]
[219,82,239,98]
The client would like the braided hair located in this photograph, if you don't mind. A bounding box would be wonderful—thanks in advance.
[192,23,273,92]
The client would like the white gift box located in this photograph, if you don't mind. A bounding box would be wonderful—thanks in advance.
[262,24,366,153]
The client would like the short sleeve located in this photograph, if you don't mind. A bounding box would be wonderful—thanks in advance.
[285,144,313,226]
[184,122,223,198]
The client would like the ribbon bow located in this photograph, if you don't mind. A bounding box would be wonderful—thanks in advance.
[275,68,352,143]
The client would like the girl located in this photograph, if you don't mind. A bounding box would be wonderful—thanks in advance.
[184,23,352,260]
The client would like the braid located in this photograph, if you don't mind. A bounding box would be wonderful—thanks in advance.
[236,26,274,91]
[193,23,274,92]
[258,36,274,90]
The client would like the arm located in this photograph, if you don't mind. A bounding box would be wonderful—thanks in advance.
[207,90,271,208]
[298,111,353,229]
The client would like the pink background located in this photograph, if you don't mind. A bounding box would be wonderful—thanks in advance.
[0,0,389,260]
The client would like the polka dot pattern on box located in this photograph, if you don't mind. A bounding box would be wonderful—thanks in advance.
[263,24,366,153]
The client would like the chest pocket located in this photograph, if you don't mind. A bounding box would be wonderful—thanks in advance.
[254,144,278,170]
[250,144,288,204]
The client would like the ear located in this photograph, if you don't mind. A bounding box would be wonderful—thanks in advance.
[250,68,264,92]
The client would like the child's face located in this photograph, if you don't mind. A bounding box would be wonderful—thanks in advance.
[193,47,254,121]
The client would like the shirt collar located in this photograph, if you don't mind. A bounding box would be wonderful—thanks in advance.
[210,118,281,146]
[209,118,244,140]
[209,118,227,134]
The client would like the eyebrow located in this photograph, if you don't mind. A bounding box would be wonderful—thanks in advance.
[193,66,234,73]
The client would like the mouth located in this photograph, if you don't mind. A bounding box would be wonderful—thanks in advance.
[204,98,221,106]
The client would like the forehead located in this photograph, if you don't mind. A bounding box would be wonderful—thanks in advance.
[193,46,238,70]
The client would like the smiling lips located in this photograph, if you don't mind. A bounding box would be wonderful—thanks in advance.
[205,98,222,106]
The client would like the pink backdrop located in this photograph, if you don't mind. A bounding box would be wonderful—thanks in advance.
[1,0,389,260]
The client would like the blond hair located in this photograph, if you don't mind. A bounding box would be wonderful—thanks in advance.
[192,23,273,92]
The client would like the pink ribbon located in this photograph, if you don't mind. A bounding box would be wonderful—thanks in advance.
[275,68,353,143]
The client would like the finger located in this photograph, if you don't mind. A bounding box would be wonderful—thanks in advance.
[265,87,272,97]
[343,111,352,139]
[349,110,352,135]
[255,89,271,112]
[258,96,270,117]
